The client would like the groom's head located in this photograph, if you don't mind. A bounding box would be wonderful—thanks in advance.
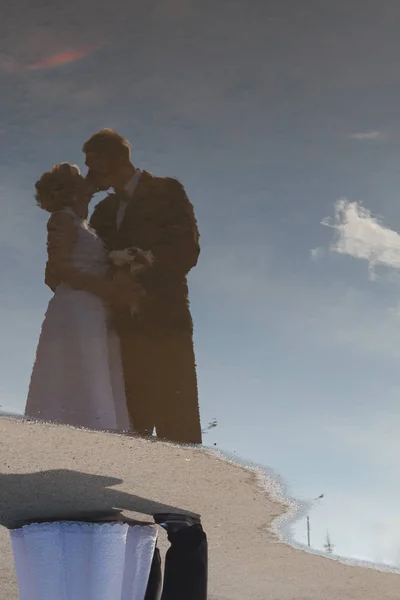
[83,129,134,192]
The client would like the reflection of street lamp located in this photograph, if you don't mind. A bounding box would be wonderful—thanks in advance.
[324,531,334,554]
[307,494,324,547]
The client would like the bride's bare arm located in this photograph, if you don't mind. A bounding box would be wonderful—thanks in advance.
[46,212,138,307]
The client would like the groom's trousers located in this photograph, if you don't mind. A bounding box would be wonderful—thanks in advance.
[120,328,202,445]
[144,524,208,600]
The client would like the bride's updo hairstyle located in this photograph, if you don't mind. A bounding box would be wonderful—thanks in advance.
[35,163,83,213]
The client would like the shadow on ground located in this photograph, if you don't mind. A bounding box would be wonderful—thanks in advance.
[0,469,199,529]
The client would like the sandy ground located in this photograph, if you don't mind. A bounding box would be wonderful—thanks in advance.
[0,416,399,600]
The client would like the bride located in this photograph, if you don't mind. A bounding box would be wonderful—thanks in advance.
[25,163,137,431]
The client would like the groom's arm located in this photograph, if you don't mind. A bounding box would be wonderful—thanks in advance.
[89,195,115,245]
[89,199,103,233]
[89,199,106,240]
[147,178,200,276]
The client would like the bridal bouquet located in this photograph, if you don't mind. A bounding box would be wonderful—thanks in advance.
[109,247,154,314]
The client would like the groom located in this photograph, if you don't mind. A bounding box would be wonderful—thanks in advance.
[83,129,202,444]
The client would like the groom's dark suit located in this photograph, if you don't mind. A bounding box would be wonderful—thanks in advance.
[89,170,202,444]
[145,524,208,600]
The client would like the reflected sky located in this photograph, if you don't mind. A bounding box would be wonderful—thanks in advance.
[2,0,400,569]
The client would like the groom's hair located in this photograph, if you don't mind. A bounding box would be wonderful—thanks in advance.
[83,129,131,163]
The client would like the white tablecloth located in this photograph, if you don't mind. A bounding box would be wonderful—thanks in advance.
[9,521,158,600]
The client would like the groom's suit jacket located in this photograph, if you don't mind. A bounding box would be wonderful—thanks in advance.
[89,170,200,334]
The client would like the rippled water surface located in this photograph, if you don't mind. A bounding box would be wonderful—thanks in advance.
[2,0,400,573]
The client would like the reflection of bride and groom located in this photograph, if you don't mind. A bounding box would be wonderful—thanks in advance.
[24,129,202,445]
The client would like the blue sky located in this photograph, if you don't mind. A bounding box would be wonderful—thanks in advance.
[3,0,400,567]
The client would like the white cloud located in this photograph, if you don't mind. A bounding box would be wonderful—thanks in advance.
[322,198,400,274]
[348,130,385,141]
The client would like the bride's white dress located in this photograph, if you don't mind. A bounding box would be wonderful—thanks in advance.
[9,521,158,600]
[25,207,132,431]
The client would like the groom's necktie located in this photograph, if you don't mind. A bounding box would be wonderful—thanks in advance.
[116,170,142,230]
[116,193,130,231]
